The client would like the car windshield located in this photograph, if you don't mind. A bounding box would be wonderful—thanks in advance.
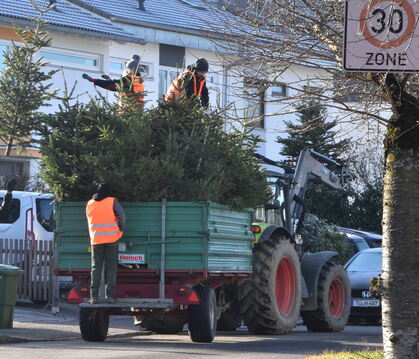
[346,252,382,272]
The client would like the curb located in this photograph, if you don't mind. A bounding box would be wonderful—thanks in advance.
[0,330,151,345]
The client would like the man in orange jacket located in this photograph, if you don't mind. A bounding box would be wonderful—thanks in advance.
[86,183,126,304]
[165,58,209,107]
[82,54,145,110]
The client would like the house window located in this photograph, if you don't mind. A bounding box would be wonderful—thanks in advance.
[109,61,124,73]
[40,49,99,70]
[0,43,9,71]
[271,84,287,97]
[159,68,179,99]
[159,44,185,68]
[109,60,152,78]
[244,78,265,129]
[302,85,322,96]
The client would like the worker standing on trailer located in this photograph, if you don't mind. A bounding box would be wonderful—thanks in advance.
[86,183,126,304]
[82,54,145,110]
[165,58,209,107]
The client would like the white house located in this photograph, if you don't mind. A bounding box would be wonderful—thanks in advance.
[0,0,385,187]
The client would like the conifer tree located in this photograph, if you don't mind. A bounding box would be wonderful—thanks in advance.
[277,99,349,161]
[0,2,57,156]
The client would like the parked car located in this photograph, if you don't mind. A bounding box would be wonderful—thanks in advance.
[343,232,370,254]
[344,248,382,325]
[338,227,382,248]
[0,190,54,243]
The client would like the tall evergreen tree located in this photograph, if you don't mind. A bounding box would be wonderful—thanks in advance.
[0,3,57,156]
[277,99,349,161]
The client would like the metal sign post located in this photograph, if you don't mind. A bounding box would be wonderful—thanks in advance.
[344,0,419,72]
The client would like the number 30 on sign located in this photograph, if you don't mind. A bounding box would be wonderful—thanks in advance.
[344,0,419,72]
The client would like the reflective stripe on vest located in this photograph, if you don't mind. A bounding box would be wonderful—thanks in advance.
[119,75,144,107]
[165,70,206,102]
[86,197,122,245]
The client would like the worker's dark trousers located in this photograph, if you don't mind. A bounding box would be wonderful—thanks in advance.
[90,242,119,299]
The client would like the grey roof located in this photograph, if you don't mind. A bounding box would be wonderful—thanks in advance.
[66,0,228,35]
[0,0,145,44]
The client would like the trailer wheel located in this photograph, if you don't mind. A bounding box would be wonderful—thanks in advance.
[79,307,109,342]
[239,236,302,334]
[188,285,217,343]
[301,261,351,332]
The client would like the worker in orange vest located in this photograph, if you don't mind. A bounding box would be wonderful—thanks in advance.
[86,183,126,304]
[82,54,145,110]
[165,58,209,107]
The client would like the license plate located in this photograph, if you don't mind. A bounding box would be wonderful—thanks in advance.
[352,299,380,307]
[118,254,145,264]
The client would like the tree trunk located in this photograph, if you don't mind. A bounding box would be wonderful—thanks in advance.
[382,74,419,358]
[382,147,419,358]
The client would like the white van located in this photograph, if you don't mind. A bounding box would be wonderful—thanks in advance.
[0,190,54,242]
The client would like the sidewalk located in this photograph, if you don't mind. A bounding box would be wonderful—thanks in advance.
[0,302,148,344]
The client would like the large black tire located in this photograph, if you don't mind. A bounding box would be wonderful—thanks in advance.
[188,285,217,343]
[79,307,109,342]
[239,237,302,334]
[301,261,351,332]
[140,315,185,334]
[217,303,242,331]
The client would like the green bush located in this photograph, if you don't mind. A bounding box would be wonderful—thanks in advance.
[38,98,269,210]
[302,214,353,264]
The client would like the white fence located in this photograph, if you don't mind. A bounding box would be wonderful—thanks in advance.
[0,238,56,303]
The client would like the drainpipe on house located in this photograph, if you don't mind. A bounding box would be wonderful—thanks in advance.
[222,66,228,132]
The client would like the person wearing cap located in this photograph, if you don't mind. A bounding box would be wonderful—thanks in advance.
[165,58,209,107]
[82,54,145,110]
[0,178,17,223]
[86,183,126,304]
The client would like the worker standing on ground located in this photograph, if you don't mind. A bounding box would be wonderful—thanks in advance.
[165,58,209,107]
[0,178,17,223]
[86,183,126,304]
[82,54,145,110]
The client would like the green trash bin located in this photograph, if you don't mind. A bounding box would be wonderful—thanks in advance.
[0,264,23,329]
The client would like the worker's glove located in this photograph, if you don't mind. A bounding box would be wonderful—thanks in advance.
[101,74,111,80]
[6,178,17,192]
[82,73,93,82]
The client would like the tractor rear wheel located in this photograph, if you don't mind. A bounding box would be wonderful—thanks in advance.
[239,236,302,334]
[301,261,351,332]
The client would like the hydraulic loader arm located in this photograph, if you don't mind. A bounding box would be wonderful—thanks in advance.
[287,148,349,235]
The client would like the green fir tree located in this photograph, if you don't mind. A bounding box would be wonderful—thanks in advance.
[39,97,269,210]
[0,4,57,156]
[277,99,349,161]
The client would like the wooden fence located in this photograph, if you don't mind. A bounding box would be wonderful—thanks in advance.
[0,238,54,303]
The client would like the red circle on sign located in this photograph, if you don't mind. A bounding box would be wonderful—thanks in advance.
[360,0,416,49]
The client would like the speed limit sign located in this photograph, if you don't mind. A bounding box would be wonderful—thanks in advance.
[344,0,419,72]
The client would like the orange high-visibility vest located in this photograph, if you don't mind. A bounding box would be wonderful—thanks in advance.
[165,70,206,102]
[119,75,144,107]
[86,197,122,245]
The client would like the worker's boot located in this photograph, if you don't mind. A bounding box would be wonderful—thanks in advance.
[89,297,100,304]
[106,297,118,304]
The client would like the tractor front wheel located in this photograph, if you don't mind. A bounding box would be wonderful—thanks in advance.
[301,261,351,332]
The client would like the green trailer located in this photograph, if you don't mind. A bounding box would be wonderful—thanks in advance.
[55,200,254,343]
